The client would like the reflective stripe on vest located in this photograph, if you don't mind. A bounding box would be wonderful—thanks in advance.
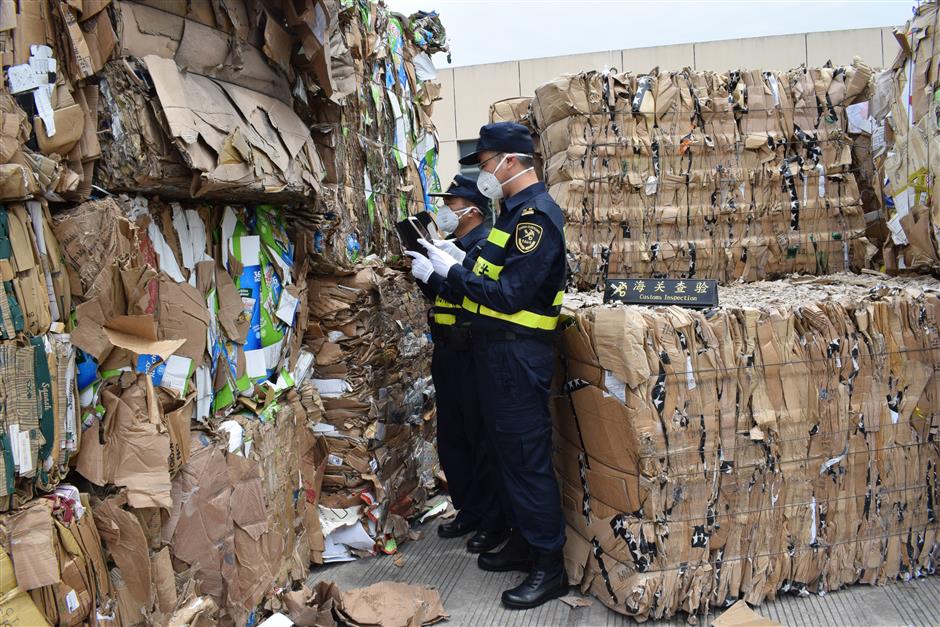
[432,295,460,326]
[471,227,509,279]
[461,293,564,331]
[460,221,563,331]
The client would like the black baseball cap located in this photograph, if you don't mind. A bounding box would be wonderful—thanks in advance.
[458,122,534,165]
[429,174,491,216]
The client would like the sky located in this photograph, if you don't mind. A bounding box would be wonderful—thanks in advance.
[385,0,914,68]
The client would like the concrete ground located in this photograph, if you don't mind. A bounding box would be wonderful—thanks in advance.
[310,518,940,626]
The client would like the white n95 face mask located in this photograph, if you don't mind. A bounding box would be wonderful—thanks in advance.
[436,206,460,234]
[437,206,477,234]
[476,154,534,201]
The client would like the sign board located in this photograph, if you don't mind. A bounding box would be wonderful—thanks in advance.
[603,278,719,308]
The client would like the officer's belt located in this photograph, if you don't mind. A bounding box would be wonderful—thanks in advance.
[469,328,556,345]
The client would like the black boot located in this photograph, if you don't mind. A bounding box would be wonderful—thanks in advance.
[477,529,532,572]
[438,515,478,539]
[501,549,569,609]
[467,528,510,554]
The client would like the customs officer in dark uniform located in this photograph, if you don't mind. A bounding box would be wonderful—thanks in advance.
[412,123,569,608]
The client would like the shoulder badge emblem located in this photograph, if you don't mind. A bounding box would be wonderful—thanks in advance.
[521,207,536,216]
[515,222,543,253]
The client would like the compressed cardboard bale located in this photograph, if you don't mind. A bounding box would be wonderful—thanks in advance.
[0,488,116,626]
[304,264,437,556]
[0,1,450,624]
[532,73,605,130]
[0,3,106,201]
[530,64,875,289]
[157,395,311,625]
[875,1,940,274]
[0,0,450,222]
[45,193,316,624]
[51,197,140,301]
[0,333,78,509]
[555,274,940,621]
[95,54,324,203]
[490,97,532,124]
[272,4,449,266]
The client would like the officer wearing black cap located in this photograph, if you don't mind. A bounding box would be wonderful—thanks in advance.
[407,175,508,555]
[412,122,568,609]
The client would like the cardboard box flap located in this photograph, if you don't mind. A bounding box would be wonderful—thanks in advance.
[593,308,651,389]
[104,314,186,362]
[157,278,208,363]
[35,104,85,156]
[94,495,153,606]
[8,500,60,590]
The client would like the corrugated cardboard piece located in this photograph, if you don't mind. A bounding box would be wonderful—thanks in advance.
[337,581,448,627]
[712,600,780,626]
[278,580,342,627]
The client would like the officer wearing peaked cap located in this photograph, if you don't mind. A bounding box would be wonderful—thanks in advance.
[411,122,569,609]
[407,175,508,555]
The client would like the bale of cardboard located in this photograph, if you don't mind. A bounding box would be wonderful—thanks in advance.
[0,1,450,624]
[0,487,114,626]
[874,0,940,275]
[302,4,449,271]
[0,199,74,509]
[529,64,877,288]
[0,0,448,260]
[305,262,438,562]
[554,274,940,621]
[43,193,316,624]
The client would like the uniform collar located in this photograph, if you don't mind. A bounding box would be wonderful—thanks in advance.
[502,182,546,213]
[457,222,488,250]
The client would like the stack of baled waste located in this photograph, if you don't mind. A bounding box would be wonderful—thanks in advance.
[49,195,317,625]
[530,64,877,289]
[0,0,449,624]
[554,274,940,621]
[875,0,940,275]
[305,264,437,562]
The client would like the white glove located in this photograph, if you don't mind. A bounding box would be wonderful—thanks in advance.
[405,251,433,283]
[419,238,458,277]
[433,239,466,264]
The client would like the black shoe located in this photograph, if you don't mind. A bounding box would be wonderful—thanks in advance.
[437,517,478,539]
[478,529,532,572]
[467,528,509,554]
[501,550,569,609]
